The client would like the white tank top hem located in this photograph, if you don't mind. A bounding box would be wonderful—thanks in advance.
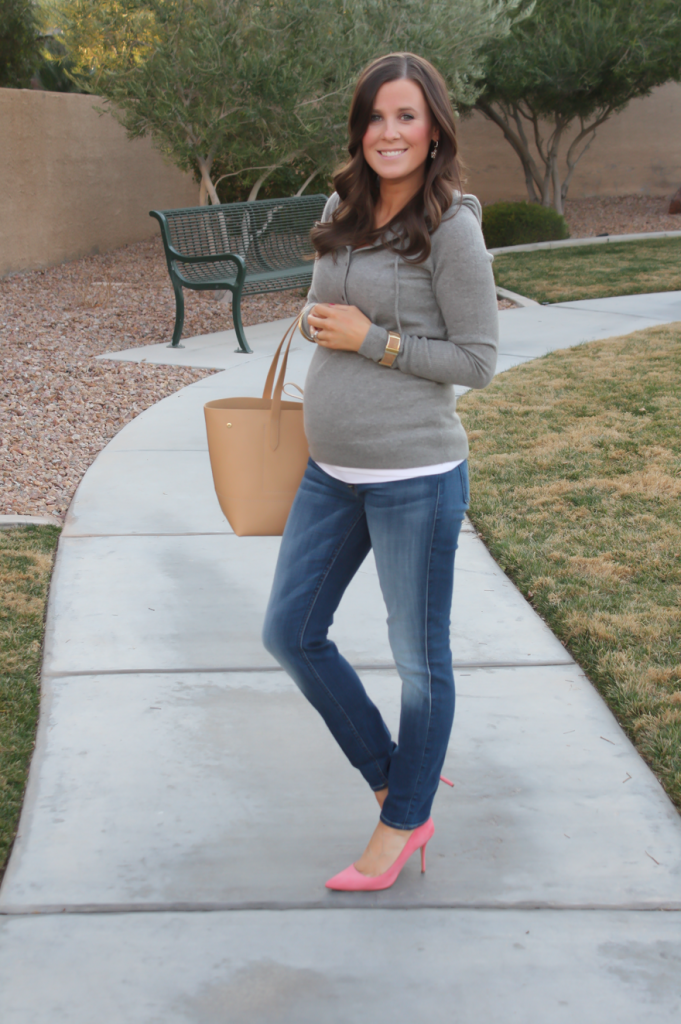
[315,459,464,485]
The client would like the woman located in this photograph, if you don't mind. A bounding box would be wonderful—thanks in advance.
[262,52,498,891]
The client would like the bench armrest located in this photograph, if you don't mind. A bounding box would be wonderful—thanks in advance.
[169,250,245,267]
[170,250,246,288]
[150,209,246,287]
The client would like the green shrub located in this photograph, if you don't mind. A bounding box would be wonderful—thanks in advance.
[482,201,570,249]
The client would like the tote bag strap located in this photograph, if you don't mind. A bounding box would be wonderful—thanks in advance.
[264,313,304,451]
[261,313,303,402]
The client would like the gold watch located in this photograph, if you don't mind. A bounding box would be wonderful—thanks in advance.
[378,331,401,367]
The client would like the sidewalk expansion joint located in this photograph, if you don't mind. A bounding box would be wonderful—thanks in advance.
[1,901,679,916]
[555,306,671,322]
[62,532,237,538]
[61,532,487,541]
[43,660,576,679]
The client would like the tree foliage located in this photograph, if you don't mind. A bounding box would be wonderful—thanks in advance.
[35,32,84,92]
[51,0,525,203]
[473,0,681,212]
[0,0,42,88]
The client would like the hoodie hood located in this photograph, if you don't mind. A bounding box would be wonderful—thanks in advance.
[443,192,482,225]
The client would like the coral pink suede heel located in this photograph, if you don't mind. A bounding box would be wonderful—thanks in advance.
[325,818,435,892]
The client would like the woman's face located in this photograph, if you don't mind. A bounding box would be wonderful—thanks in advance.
[362,78,439,185]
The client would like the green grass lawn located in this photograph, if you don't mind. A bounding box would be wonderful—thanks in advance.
[0,525,60,876]
[494,236,681,304]
[458,323,681,811]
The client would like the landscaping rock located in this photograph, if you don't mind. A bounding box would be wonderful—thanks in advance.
[2,195,678,524]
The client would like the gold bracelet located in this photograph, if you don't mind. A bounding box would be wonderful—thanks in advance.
[378,331,401,367]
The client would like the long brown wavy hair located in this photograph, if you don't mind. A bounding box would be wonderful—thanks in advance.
[311,53,464,264]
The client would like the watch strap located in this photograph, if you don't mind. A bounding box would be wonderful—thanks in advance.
[378,331,401,367]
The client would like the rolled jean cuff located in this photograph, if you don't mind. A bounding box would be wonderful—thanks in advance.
[379,811,430,831]
[358,756,391,792]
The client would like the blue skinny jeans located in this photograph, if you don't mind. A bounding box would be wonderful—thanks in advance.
[262,458,469,830]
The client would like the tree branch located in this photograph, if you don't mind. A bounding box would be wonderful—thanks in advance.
[196,151,219,206]
[247,151,301,201]
[561,107,616,202]
[475,100,544,201]
[295,168,319,196]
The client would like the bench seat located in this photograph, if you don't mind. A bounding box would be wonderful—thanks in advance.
[150,194,327,352]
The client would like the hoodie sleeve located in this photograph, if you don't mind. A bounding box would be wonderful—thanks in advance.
[358,201,499,388]
[300,193,340,342]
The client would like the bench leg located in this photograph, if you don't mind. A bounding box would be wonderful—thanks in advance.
[170,283,185,348]
[231,286,252,353]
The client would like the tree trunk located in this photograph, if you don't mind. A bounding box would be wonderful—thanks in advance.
[547,117,566,214]
[478,98,617,215]
[295,169,319,196]
[511,108,541,203]
[561,110,614,207]
[248,152,301,201]
[474,101,544,204]
[540,172,552,208]
[248,166,278,201]
[551,161,563,214]
[196,155,220,205]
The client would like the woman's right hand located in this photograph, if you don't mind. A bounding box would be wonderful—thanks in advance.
[307,303,372,353]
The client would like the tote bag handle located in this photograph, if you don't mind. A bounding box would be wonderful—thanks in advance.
[263,313,304,452]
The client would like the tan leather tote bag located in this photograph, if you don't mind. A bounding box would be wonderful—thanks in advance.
[204,315,309,536]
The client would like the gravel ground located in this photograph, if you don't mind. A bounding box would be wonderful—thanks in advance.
[0,240,311,522]
[1,193,678,523]
[563,193,680,237]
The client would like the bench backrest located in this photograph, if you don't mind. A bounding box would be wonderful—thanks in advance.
[156,194,328,276]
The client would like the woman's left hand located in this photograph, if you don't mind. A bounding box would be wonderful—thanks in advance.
[307,303,372,352]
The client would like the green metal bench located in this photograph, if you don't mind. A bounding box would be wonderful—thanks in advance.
[150,194,328,353]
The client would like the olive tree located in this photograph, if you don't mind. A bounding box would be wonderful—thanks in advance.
[472,0,681,212]
[52,0,525,204]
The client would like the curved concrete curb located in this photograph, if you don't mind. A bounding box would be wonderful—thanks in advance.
[489,227,681,256]
[0,515,61,530]
[495,284,539,308]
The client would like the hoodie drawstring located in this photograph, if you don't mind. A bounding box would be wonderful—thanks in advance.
[342,248,351,303]
[393,254,403,337]
[345,247,402,337]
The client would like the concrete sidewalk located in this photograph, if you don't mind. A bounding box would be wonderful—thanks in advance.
[98,289,681,376]
[1,295,680,1021]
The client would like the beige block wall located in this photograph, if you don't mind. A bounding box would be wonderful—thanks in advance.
[458,81,681,204]
[0,89,198,277]
[1,82,680,276]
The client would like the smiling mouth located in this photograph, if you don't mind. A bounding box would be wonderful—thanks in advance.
[378,149,407,158]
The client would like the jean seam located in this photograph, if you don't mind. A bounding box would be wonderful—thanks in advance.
[296,505,391,787]
[458,460,470,508]
[380,812,430,831]
[398,476,442,828]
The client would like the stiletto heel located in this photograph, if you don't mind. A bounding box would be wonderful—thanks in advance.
[325,818,435,892]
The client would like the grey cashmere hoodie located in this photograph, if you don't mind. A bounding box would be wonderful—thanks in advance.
[301,191,498,468]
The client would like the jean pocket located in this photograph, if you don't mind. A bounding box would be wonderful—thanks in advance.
[458,461,470,507]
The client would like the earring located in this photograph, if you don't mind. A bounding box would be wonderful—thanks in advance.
[430,139,439,159]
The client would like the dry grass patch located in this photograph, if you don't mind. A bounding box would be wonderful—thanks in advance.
[493,236,681,304]
[458,323,681,810]
[0,525,60,876]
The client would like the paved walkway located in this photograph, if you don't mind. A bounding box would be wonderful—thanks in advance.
[98,288,681,377]
[1,293,680,1021]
